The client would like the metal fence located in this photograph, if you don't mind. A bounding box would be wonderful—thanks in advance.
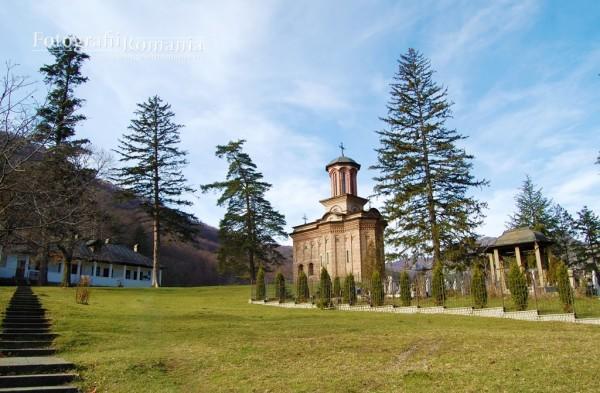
[250,267,600,318]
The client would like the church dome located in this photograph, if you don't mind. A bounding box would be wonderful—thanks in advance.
[325,156,361,171]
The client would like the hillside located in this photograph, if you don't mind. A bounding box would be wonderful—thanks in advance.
[93,180,292,286]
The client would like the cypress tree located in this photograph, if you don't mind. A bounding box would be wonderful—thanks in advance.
[556,262,574,313]
[372,48,487,263]
[431,262,446,306]
[400,271,411,307]
[371,270,384,306]
[255,266,266,301]
[319,268,332,308]
[113,96,198,287]
[202,140,287,281]
[471,264,487,309]
[333,276,342,299]
[343,273,356,305]
[507,261,528,311]
[296,271,309,303]
[275,272,286,303]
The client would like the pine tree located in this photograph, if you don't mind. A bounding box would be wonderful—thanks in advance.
[431,262,446,306]
[296,271,309,302]
[113,96,197,287]
[550,204,576,265]
[319,268,332,308]
[471,264,487,308]
[556,261,574,313]
[333,276,341,299]
[275,272,286,303]
[372,48,487,264]
[371,270,384,306]
[573,206,600,270]
[255,266,265,300]
[399,271,411,306]
[31,36,98,287]
[507,176,555,233]
[507,261,528,311]
[202,140,287,281]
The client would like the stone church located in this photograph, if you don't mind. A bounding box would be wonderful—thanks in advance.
[291,151,386,284]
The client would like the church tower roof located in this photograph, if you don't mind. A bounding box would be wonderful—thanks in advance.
[325,155,361,171]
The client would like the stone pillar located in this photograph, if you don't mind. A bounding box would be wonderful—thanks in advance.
[515,246,523,270]
[159,270,163,286]
[109,264,113,279]
[493,249,505,292]
[137,266,141,281]
[568,268,575,288]
[488,253,496,283]
[92,261,97,277]
[534,242,545,288]
[77,261,82,275]
[123,265,127,280]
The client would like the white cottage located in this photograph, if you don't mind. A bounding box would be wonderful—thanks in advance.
[0,239,162,287]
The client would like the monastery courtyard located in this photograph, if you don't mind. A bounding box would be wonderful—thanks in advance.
[1,285,598,393]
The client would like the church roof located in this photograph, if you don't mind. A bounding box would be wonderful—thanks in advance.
[325,155,361,170]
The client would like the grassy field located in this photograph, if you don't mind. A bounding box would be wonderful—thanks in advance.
[2,286,600,392]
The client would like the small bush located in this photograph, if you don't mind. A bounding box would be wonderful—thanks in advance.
[255,266,266,301]
[275,272,286,303]
[296,271,309,303]
[431,262,446,306]
[507,261,528,311]
[318,268,332,308]
[343,273,357,305]
[75,276,91,305]
[399,271,411,306]
[556,262,574,313]
[333,276,341,299]
[371,270,384,306]
[471,264,487,309]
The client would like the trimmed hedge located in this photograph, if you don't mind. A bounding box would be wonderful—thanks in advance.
[275,272,286,303]
[296,271,309,303]
[471,264,487,308]
[556,261,574,313]
[431,262,446,306]
[333,276,341,299]
[507,261,528,311]
[255,266,266,301]
[371,270,384,306]
[399,271,411,306]
[319,268,332,308]
[343,273,357,305]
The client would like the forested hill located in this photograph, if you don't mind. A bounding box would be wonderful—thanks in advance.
[93,180,292,286]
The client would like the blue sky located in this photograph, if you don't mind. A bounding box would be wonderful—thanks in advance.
[2,0,599,244]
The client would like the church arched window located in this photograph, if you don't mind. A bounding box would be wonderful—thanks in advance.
[298,264,304,273]
[308,263,314,276]
[340,169,346,194]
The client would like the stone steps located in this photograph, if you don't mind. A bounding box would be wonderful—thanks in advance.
[0,373,77,388]
[1,287,79,393]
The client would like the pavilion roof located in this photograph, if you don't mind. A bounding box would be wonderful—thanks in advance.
[491,227,552,248]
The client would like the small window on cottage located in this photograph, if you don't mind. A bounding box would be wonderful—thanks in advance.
[308,263,314,276]
[95,266,101,276]
[71,263,78,274]
[125,269,131,279]
[133,270,138,280]
[103,267,110,277]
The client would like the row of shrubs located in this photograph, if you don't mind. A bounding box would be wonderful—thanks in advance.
[253,260,575,313]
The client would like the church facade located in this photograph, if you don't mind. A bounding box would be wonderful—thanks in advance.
[291,153,386,284]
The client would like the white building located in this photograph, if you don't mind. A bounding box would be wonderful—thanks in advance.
[0,239,162,287]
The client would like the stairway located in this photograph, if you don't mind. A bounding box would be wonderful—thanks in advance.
[0,287,78,393]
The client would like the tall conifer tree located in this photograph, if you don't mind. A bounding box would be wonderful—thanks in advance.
[372,48,487,263]
[202,140,286,280]
[507,175,554,233]
[113,96,197,287]
[574,206,600,270]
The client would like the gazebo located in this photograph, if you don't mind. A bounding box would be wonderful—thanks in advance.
[485,227,553,290]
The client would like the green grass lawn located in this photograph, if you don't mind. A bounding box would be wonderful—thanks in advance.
[1,286,600,392]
